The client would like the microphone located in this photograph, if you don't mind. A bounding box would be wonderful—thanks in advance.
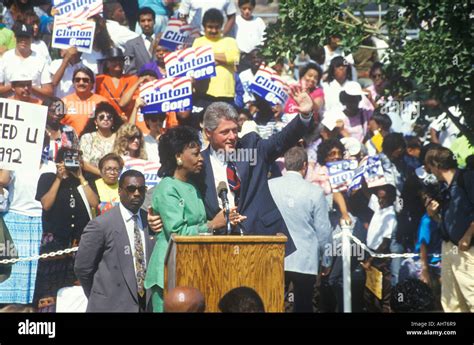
[217,181,232,235]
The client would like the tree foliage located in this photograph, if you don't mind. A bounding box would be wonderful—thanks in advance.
[263,0,474,143]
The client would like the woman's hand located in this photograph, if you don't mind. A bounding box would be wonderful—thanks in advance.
[148,207,163,234]
[134,97,146,110]
[56,162,68,180]
[210,207,247,229]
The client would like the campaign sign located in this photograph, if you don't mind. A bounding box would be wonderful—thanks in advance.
[0,99,47,172]
[326,159,359,193]
[53,0,103,20]
[139,77,192,114]
[122,157,161,189]
[52,18,95,53]
[249,64,289,106]
[164,45,216,80]
[158,19,198,51]
[364,155,386,188]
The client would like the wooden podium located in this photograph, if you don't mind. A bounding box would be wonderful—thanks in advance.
[164,234,287,312]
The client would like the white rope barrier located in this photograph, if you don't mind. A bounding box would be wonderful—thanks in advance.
[0,247,78,265]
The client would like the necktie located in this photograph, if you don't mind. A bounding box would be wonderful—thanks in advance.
[132,215,145,298]
[226,161,241,206]
[145,35,153,56]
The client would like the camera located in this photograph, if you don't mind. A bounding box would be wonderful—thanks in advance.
[64,149,80,172]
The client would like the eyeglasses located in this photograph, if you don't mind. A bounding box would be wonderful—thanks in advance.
[128,135,141,141]
[74,77,91,83]
[125,185,147,194]
[98,114,113,121]
[103,167,120,173]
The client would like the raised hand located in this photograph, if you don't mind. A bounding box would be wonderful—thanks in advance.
[289,84,313,115]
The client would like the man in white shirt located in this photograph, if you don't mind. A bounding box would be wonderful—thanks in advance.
[178,0,237,36]
[49,47,84,98]
[0,23,52,99]
[75,170,157,312]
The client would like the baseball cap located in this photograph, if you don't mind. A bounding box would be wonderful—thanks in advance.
[12,23,33,38]
[10,71,33,83]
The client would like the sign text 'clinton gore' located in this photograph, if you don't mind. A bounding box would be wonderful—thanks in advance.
[164,46,216,81]
[53,0,103,20]
[139,77,192,114]
[249,64,289,106]
[52,18,95,53]
[158,19,199,51]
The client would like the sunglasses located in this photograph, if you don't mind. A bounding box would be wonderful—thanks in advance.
[128,135,141,141]
[125,185,147,194]
[74,77,91,83]
[98,114,113,121]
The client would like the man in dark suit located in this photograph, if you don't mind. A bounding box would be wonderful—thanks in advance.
[75,170,156,312]
[196,86,314,254]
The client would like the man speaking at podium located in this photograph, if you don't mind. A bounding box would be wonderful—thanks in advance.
[195,86,315,255]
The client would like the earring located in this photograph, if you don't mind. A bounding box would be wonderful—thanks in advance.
[177,158,183,166]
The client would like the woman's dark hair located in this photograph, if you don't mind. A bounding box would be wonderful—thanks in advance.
[73,66,95,86]
[143,112,166,130]
[98,152,124,171]
[138,6,156,21]
[327,56,352,83]
[91,14,114,54]
[371,113,392,132]
[405,135,422,149]
[317,138,345,165]
[202,8,224,27]
[238,0,256,7]
[158,126,201,177]
[81,102,124,136]
[370,62,384,78]
[299,62,323,86]
[382,133,406,157]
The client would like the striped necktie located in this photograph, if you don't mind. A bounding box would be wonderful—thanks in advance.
[132,215,145,298]
[226,161,241,205]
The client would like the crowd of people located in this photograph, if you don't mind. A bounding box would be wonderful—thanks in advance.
[0,0,473,313]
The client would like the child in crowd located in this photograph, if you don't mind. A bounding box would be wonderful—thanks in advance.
[362,184,397,312]
[234,0,266,55]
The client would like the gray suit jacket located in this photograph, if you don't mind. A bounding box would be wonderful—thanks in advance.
[269,172,332,275]
[123,36,152,75]
[74,206,156,312]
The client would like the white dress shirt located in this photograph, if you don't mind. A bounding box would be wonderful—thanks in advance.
[119,203,147,272]
[209,147,237,209]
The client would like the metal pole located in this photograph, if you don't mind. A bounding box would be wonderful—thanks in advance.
[341,224,352,313]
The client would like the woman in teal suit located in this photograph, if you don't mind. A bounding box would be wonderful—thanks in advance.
[145,126,245,312]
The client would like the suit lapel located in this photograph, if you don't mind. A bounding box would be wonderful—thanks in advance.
[140,209,156,306]
[113,207,138,303]
[202,147,220,215]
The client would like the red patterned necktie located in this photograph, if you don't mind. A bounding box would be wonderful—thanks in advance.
[226,161,241,205]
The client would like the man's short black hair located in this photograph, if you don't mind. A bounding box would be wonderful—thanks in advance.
[119,169,145,188]
[138,6,156,21]
[202,8,224,27]
[391,279,435,312]
[218,287,265,312]
[238,0,256,7]
[382,133,406,157]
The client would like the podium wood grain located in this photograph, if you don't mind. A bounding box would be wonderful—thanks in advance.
[164,235,286,312]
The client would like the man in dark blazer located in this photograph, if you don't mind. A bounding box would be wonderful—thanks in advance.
[196,86,314,255]
[75,170,156,312]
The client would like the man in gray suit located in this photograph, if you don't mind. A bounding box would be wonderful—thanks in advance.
[75,170,156,312]
[269,147,333,312]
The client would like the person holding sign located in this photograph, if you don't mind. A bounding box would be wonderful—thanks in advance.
[0,22,53,99]
[96,48,139,121]
[192,9,239,105]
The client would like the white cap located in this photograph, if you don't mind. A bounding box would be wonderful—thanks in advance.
[10,71,32,83]
[340,137,362,156]
[321,107,345,131]
[342,81,367,96]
